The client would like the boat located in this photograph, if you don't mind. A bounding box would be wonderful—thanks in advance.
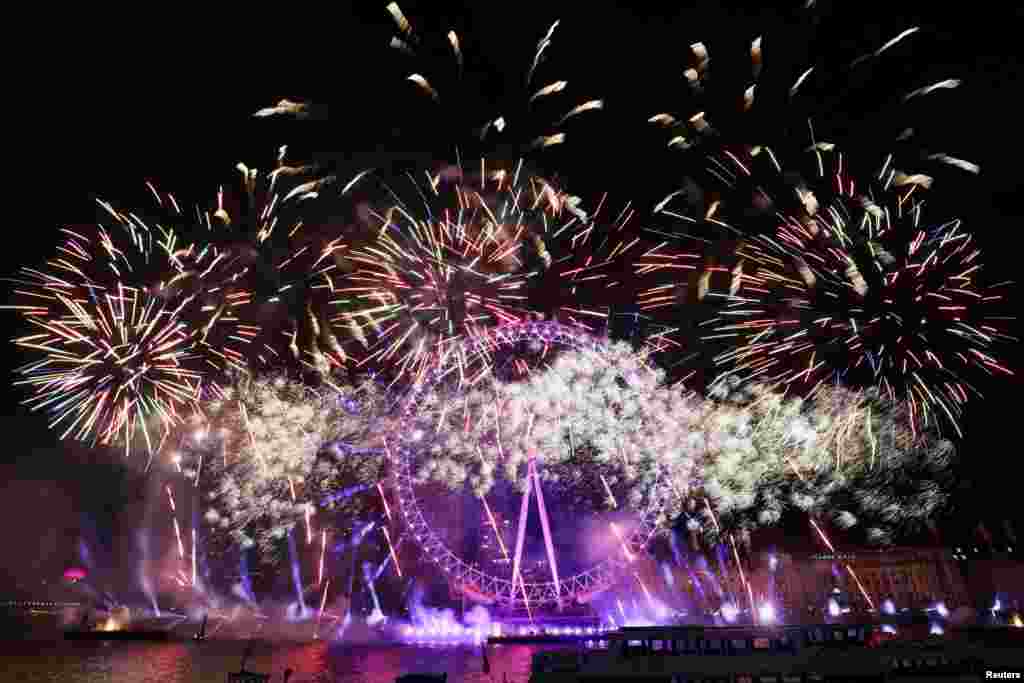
[194,614,208,642]
[488,633,604,645]
[956,624,1024,648]
[526,623,1005,681]
[227,671,270,683]
[228,639,271,683]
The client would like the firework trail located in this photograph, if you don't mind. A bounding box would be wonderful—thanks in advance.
[645,12,967,189]
[7,269,204,454]
[380,4,603,154]
[696,379,956,545]
[635,12,1010,428]
[250,5,611,381]
[639,16,970,259]
[2,174,327,451]
[230,153,354,373]
[699,143,1012,434]
[330,162,543,387]
[178,373,391,565]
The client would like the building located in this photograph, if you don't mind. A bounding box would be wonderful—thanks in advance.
[947,519,1023,610]
[745,546,970,612]
[961,555,1024,610]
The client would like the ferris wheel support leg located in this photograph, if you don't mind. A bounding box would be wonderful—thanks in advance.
[511,469,532,592]
[531,458,562,610]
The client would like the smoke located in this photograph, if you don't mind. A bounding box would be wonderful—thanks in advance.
[285,529,308,619]
[136,528,159,616]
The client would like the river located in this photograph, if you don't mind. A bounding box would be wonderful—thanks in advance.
[0,639,540,683]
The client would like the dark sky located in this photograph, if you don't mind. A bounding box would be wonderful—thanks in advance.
[3,1,1022,586]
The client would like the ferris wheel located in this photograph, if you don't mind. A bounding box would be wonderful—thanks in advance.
[389,320,670,610]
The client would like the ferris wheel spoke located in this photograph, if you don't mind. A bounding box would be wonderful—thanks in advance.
[510,467,532,589]
[392,320,670,609]
[530,457,562,606]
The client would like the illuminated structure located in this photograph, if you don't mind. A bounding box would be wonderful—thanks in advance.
[391,321,671,610]
[954,520,1024,610]
[962,555,1024,611]
[745,547,969,613]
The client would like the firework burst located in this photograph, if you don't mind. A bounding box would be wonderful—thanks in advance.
[397,320,689,520]
[329,156,647,387]
[10,278,202,455]
[3,189,256,452]
[635,14,1008,424]
[697,143,1013,435]
[229,153,351,373]
[178,372,392,562]
[3,163,359,451]
[698,378,956,545]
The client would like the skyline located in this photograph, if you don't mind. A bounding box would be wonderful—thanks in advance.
[3,1,1022,598]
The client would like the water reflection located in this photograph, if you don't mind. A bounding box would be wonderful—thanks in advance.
[0,641,539,683]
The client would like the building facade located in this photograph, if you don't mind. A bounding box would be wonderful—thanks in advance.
[958,552,1024,610]
[745,546,970,612]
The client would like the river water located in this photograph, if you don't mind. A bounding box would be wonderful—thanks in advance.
[0,640,541,683]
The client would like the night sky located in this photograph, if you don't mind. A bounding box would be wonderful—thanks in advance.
[4,2,1022,589]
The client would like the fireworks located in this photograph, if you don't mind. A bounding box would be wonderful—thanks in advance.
[389,314,956,547]
[8,7,1013,623]
[391,320,673,608]
[647,18,963,181]
[2,144,385,449]
[638,16,1010,431]
[330,159,632,385]
[2,194,245,452]
[249,3,610,375]
[330,162,543,385]
[401,320,686,515]
[696,378,956,544]
[246,4,615,384]
[180,373,391,560]
[230,154,351,373]
[697,143,1012,435]
[382,4,603,153]
[645,35,762,156]
[98,185,262,376]
[13,282,203,454]
[526,191,645,330]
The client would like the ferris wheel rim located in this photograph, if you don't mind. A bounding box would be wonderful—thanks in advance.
[390,319,671,609]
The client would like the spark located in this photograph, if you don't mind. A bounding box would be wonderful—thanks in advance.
[480,496,509,559]
[610,522,635,563]
[318,530,327,587]
[600,474,618,508]
[382,526,402,577]
[377,482,392,521]
[315,580,330,638]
